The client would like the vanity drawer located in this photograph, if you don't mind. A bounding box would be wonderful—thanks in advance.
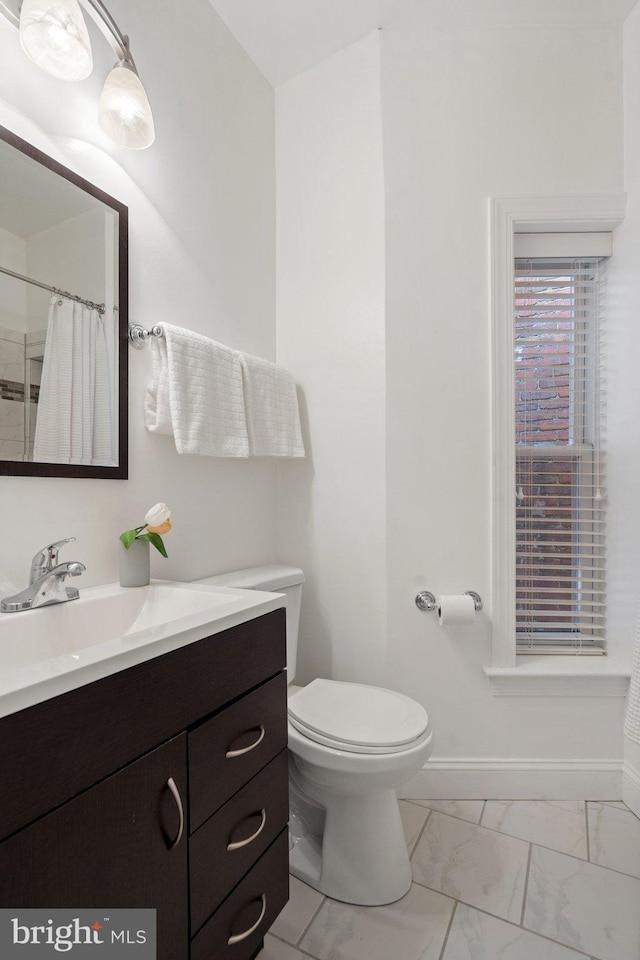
[190,829,289,960]
[189,672,287,832]
[190,749,289,932]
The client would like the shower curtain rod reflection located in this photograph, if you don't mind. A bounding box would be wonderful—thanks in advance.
[0,263,106,315]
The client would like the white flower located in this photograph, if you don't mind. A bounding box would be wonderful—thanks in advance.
[144,502,171,527]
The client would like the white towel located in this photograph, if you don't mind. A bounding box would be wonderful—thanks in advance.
[240,352,305,457]
[144,323,249,457]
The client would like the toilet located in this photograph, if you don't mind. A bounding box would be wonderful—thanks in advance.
[197,565,433,906]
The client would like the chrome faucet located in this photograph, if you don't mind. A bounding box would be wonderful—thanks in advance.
[1,539,86,613]
[29,537,77,584]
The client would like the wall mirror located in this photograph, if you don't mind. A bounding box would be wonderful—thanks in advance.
[0,124,127,479]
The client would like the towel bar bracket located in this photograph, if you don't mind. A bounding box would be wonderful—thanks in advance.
[128,323,164,349]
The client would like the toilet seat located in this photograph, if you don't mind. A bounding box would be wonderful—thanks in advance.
[288,678,430,755]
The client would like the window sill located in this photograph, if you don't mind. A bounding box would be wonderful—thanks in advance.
[484,655,631,697]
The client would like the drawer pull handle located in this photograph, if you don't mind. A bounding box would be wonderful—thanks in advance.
[227,808,267,851]
[227,894,267,945]
[166,777,184,850]
[226,724,265,759]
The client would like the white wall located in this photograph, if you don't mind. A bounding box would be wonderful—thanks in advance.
[0,0,277,591]
[0,228,26,334]
[615,1,640,814]
[26,208,108,332]
[276,32,387,686]
[610,1,640,670]
[276,18,629,775]
[383,18,626,763]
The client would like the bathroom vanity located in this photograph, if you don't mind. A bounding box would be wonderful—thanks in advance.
[0,594,289,960]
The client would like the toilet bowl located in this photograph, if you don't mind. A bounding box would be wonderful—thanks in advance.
[287,678,433,904]
[196,566,434,906]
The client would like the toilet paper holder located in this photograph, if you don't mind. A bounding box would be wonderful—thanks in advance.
[415,590,483,613]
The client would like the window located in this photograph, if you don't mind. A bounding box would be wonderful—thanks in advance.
[514,257,606,654]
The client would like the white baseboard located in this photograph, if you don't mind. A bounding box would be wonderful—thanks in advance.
[622,761,640,818]
[399,757,624,801]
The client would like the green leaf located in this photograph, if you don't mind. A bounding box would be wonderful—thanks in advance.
[138,531,168,558]
[119,529,138,550]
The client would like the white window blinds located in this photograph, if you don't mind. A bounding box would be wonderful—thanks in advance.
[514,258,606,654]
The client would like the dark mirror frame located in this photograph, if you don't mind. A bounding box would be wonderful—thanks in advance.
[0,123,128,480]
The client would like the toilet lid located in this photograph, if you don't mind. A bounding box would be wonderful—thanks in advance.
[287,679,429,753]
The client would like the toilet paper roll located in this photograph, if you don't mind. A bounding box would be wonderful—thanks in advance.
[437,594,476,626]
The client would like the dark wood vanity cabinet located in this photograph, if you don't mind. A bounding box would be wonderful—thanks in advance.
[0,735,189,958]
[0,608,289,960]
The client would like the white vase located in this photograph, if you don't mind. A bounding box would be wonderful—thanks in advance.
[119,538,150,587]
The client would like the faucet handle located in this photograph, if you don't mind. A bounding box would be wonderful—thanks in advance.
[29,538,76,584]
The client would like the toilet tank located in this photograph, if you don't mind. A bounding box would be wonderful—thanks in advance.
[196,565,304,684]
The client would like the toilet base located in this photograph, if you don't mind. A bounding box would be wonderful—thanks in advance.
[289,776,412,906]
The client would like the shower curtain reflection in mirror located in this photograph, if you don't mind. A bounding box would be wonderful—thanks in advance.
[33,295,117,466]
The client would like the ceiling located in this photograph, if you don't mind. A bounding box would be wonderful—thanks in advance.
[208,0,639,87]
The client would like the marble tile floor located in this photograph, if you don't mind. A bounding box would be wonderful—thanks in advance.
[257,798,640,960]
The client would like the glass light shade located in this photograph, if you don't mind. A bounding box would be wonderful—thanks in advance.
[98,62,155,149]
[19,0,92,81]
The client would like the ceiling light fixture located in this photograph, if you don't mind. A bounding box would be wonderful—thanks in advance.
[0,0,155,148]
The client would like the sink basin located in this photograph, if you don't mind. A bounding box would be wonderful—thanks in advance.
[0,580,284,718]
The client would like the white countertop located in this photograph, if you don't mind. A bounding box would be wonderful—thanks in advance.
[0,580,285,720]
